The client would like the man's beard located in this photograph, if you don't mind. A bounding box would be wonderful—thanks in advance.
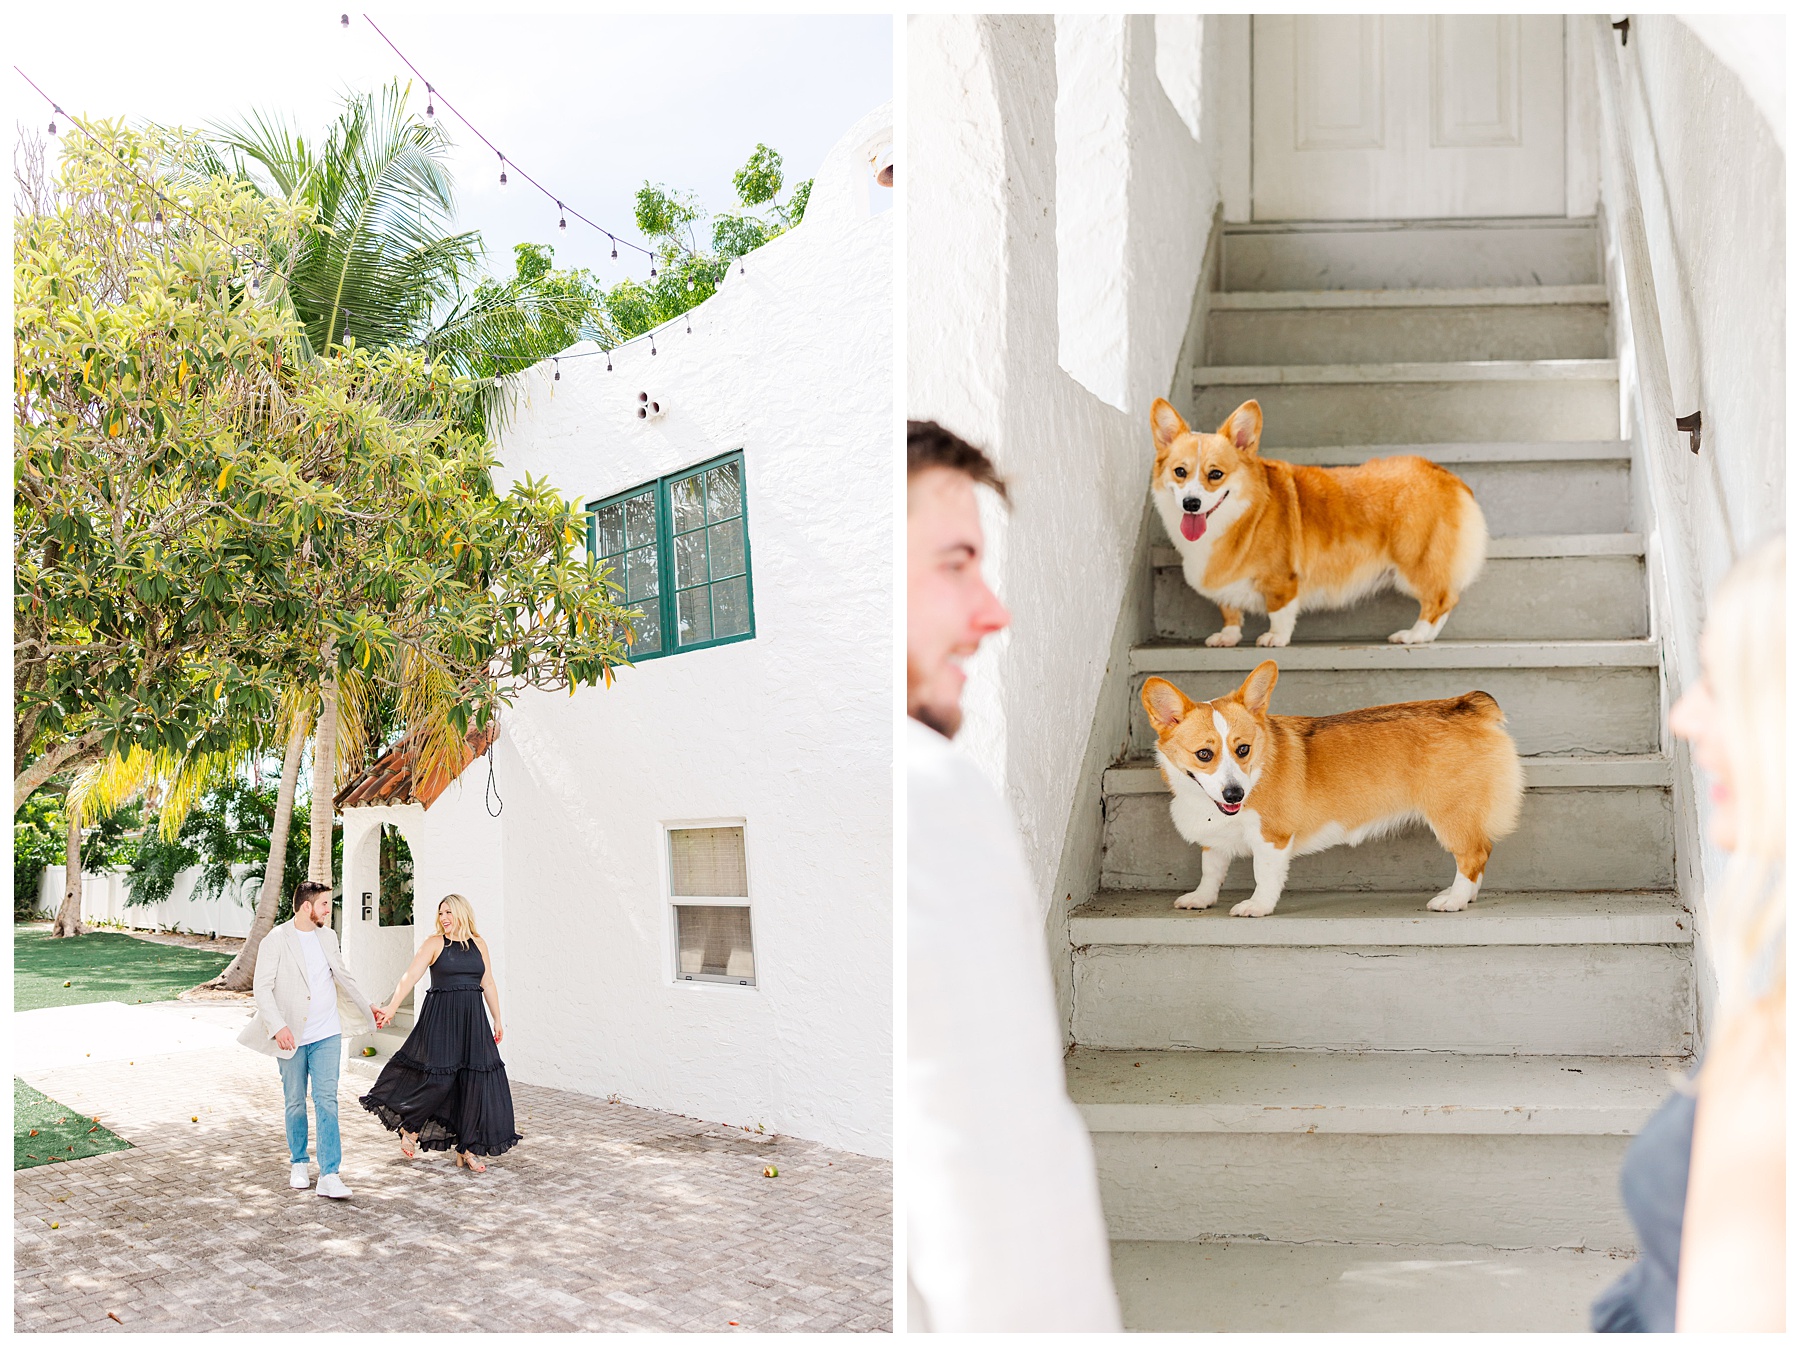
[907,656,963,739]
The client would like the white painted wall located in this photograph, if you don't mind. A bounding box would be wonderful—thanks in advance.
[376,105,893,1158]
[908,15,1217,1024]
[34,864,256,938]
[1593,15,1786,1031]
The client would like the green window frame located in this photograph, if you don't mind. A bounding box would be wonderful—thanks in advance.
[586,450,755,661]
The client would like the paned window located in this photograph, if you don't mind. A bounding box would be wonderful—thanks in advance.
[588,452,754,660]
[668,825,754,987]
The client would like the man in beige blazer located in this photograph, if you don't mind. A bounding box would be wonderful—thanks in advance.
[237,881,387,1199]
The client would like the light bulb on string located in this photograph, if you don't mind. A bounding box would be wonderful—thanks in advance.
[426,88,435,117]
[650,331,657,356]
[609,236,618,264]
[340,14,350,28]
[605,349,613,372]
[48,109,59,135]
[557,202,566,232]
[498,153,507,187]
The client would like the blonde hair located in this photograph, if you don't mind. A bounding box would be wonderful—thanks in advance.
[1701,534,1784,1005]
[436,893,480,944]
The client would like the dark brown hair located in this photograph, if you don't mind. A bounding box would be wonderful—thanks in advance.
[907,420,1009,503]
[294,880,332,906]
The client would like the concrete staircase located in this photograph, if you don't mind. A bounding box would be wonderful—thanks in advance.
[1069,218,1691,1332]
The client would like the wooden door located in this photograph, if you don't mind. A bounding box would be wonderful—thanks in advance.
[1252,15,1566,220]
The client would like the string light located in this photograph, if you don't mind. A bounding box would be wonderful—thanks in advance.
[340,14,350,28]
[425,87,434,117]
[48,108,59,135]
[361,17,661,275]
[649,332,657,356]
[557,202,566,232]
[605,349,612,372]
[553,358,560,381]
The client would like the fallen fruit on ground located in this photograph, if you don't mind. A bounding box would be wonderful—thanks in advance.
[762,1166,778,1178]
[362,1046,377,1056]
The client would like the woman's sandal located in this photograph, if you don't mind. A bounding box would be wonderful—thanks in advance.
[455,1151,487,1173]
[400,1131,417,1159]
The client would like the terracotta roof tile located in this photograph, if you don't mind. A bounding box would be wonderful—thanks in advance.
[335,721,499,811]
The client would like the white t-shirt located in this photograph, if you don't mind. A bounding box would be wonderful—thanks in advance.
[906,717,1122,1332]
[296,929,342,1046]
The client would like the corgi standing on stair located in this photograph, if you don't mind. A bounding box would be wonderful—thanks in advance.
[1149,397,1489,647]
[1142,662,1523,917]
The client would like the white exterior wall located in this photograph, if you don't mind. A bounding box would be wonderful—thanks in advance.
[1594,16,1785,1031]
[396,105,893,1158]
[34,864,256,938]
[908,15,1217,1017]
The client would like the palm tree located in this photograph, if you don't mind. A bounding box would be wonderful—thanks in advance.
[187,83,594,890]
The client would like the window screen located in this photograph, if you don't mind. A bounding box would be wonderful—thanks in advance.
[670,826,748,898]
[675,905,755,985]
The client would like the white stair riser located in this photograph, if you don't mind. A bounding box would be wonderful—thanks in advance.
[1445,459,1631,535]
[1221,225,1601,292]
[1071,944,1694,1054]
[1100,787,1674,893]
[1209,305,1610,366]
[1127,667,1660,757]
[1154,555,1648,643]
[1092,1132,1633,1249]
[1190,379,1619,448]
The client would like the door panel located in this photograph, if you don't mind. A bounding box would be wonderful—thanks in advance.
[1253,15,1565,221]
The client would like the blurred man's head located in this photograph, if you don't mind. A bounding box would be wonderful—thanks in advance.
[907,421,1011,738]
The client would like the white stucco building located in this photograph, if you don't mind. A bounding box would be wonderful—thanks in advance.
[336,104,894,1158]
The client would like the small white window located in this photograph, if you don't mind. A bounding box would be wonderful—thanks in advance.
[669,826,754,986]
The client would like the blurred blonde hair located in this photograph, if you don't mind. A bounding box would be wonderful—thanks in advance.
[1701,534,1784,1006]
[437,893,480,943]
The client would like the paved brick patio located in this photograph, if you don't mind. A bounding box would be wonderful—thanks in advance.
[14,1012,891,1333]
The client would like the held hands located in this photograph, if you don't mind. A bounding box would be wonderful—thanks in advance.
[372,1004,392,1029]
[274,1027,296,1052]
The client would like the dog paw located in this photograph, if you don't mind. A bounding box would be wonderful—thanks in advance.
[1427,888,1473,912]
[1388,627,1437,645]
[1254,632,1290,648]
[1229,896,1278,918]
[1205,628,1241,648]
[1173,890,1218,910]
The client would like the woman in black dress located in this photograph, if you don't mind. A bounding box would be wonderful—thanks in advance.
[360,893,521,1171]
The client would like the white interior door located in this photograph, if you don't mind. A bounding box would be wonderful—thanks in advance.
[1252,15,1566,221]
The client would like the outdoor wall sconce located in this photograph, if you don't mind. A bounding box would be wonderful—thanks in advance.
[637,392,666,421]
[361,891,373,921]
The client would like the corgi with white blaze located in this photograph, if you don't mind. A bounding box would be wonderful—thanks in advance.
[1142,662,1523,917]
[1149,397,1489,647]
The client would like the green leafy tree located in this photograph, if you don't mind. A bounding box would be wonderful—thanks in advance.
[14,791,65,921]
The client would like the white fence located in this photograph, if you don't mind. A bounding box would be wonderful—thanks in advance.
[33,865,257,938]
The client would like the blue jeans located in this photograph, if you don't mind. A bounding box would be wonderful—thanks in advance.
[277,1035,342,1176]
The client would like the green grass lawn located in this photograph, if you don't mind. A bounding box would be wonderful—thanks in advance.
[15,1078,132,1170]
[14,928,232,1012]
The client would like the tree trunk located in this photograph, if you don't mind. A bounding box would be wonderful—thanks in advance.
[309,671,337,888]
[15,728,106,814]
[50,808,85,938]
[209,708,310,991]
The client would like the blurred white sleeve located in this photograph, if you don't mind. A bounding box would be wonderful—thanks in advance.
[906,719,1121,1332]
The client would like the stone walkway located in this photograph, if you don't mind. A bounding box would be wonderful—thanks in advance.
[14,1004,891,1333]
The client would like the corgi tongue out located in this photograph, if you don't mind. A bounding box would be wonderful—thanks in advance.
[1215,798,1241,815]
[1180,511,1207,542]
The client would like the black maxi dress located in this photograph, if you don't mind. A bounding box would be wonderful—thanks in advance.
[359,936,522,1157]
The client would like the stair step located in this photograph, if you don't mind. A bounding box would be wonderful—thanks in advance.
[1072,888,1690,948]
[1154,538,1647,643]
[1111,1240,1628,1332]
[1101,770,1673,895]
[1130,637,1656,674]
[1211,285,1611,310]
[1220,218,1601,292]
[1189,361,1618,448]
[1104,754,1672,795]
[1209,304,1609,366]
[1266,440,1629,465]
[1090,1130,1636,1247]
[1069,1049,1682,1135]
[1127,644,1660,758]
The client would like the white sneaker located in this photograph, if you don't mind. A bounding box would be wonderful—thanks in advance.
[289,1163,311,1190]
[316,1172,352,1200]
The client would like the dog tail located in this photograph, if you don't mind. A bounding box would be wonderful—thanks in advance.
[1457,692,1525,840]
[1450,482,1489,597]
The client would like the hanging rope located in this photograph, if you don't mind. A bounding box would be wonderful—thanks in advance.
[484,741,504,817]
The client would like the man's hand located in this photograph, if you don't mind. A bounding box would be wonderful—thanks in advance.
[274,1028,296,1052]
[372,1005,390,1029]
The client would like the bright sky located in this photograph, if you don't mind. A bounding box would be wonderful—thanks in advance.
[10,8,894,282]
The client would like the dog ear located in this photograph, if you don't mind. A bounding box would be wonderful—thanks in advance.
[1141,677,1194,735]
[1150,399,1190,456]
[1218,399,1262,454]
[1239,660,1279,715]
